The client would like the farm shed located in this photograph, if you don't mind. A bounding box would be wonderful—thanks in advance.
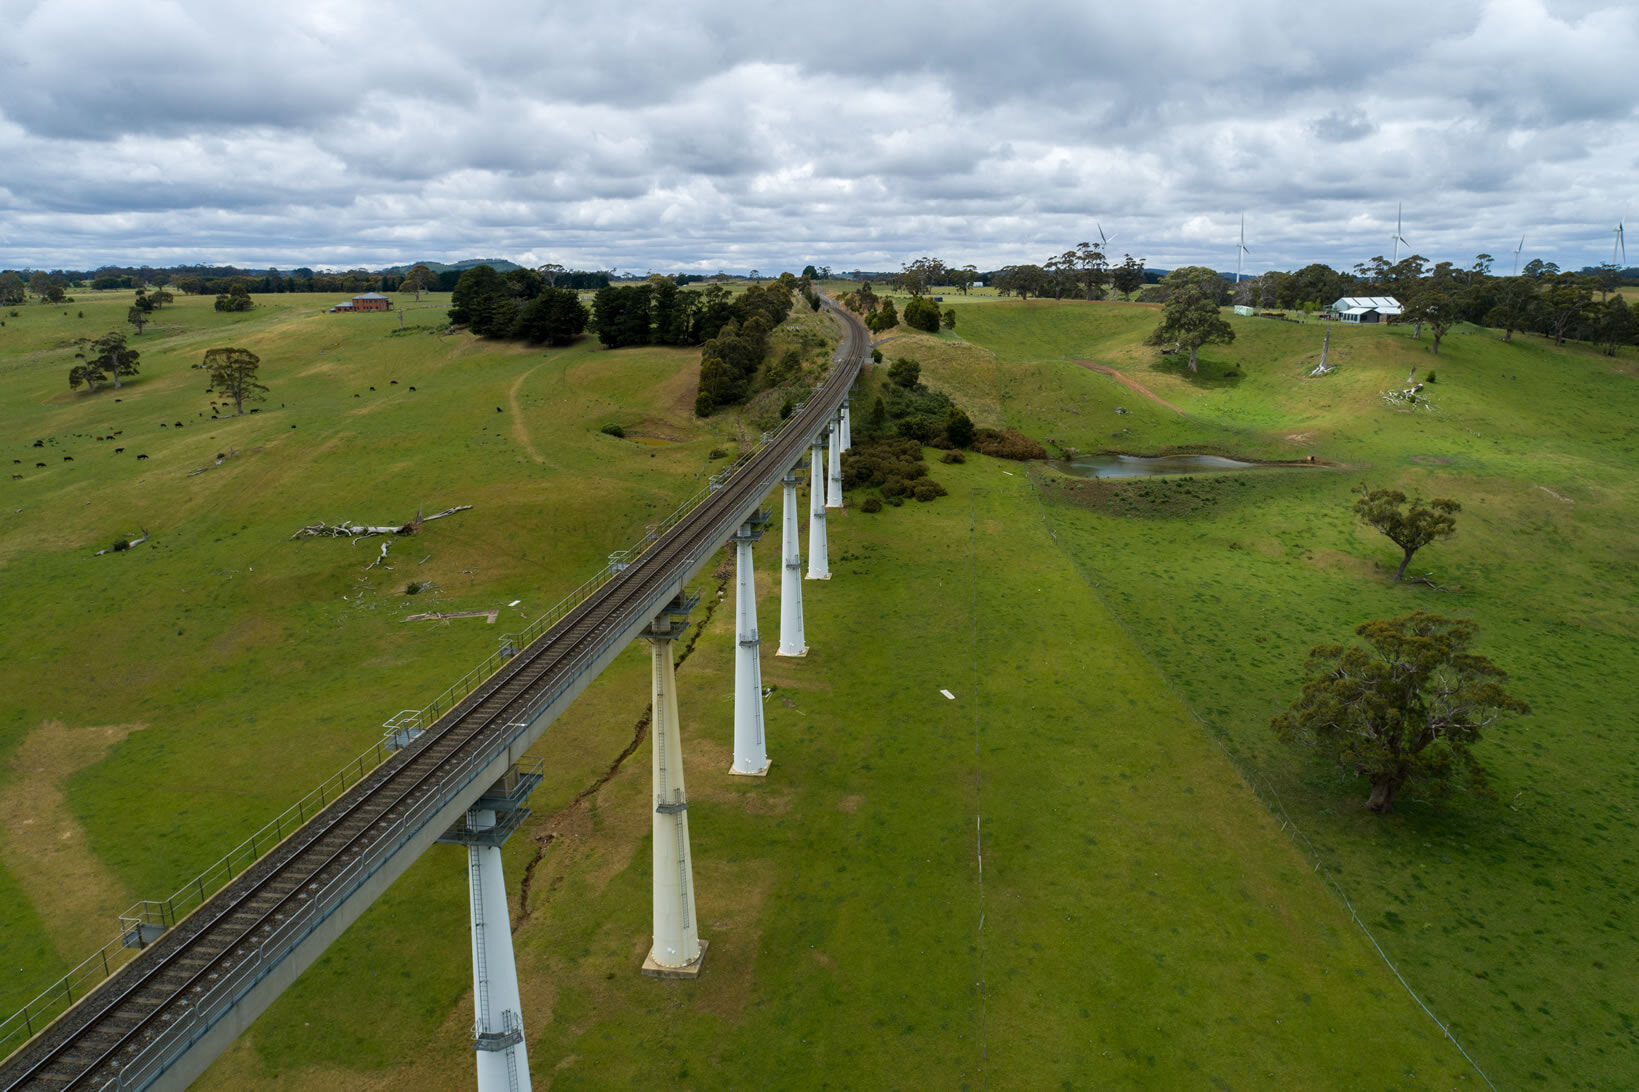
[1328,296,1403,324]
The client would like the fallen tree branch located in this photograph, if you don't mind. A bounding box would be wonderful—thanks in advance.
[289,504,471,540]
[367,540,392,570]
[418,504,472,524]
[93,529,151,556]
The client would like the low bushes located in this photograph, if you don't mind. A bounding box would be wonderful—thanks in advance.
[973,427,1047,460]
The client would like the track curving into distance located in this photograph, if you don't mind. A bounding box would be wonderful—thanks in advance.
[2,296,867,1091]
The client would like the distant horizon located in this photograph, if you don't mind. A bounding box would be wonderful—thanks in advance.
[4,250,1631,281]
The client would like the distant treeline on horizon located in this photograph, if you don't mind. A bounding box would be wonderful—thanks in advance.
[0,261,623,297]
[2,259,1632,298]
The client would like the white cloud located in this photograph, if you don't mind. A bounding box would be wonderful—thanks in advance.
[0,0,1633,273]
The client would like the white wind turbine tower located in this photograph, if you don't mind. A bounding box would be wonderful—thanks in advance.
[1613,221,1627,269]
[1512,234,1526,276]
[1235,214,1250,284]
[1391,203,1409,265]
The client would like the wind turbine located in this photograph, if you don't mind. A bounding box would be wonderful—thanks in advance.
[1391,203,1409,266]
[1235,214,1250,284]
[1097,222,1117,250]
[1512,234,1525,277]
[1613,221,1627,269]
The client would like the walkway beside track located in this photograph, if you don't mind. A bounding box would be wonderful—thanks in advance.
[1,295,868,1092]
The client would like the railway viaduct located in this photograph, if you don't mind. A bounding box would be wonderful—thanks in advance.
[1,297,870,1091]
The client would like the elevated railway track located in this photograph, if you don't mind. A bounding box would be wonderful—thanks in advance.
[2,297,868,1091]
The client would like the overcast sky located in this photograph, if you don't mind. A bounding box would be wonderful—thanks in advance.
[1,0,1633,276]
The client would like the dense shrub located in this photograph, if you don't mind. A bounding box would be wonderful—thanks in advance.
[862,496,883,513]
[973,427,1048,460]
[866,298,898,332]
[940,450,966,464]
[896,415,938,443]
[903,296,941,332]
[840,435,948,510]
[888,357,921,389]
[600,423,625,438]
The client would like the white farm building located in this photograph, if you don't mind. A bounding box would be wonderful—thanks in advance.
[1329,296,1403,324]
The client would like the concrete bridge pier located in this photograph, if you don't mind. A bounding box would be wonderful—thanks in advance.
[826,411,844,508]
[641,596,707,977]
[437,763,545,1091]
[806,436,830,580]
[729,513,771,775]
[839,396,851,452]
[777,470,806,657]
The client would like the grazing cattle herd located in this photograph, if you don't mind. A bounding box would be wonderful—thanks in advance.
[13,423,163,480]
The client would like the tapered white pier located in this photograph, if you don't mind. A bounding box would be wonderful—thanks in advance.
[437,762,545,1091]
[729,513,771,775]
[641,595,707,977]
[826,411,844,508]
[806,437,830,580]
[839,397,851,452]
[777,470,806,657]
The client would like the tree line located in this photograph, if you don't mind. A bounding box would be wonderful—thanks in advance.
[0,263,618,300]
[443,265,809,410]
[1217,255,1636,356]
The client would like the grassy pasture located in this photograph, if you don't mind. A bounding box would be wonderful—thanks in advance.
[3,288,1632,1087]
[922,297,1639,1086]
[0,289,736,1006]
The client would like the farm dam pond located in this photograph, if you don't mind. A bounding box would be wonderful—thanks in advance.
[1049,453,1311,479]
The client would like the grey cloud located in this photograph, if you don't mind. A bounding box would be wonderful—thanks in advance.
[1309,112,1378,143]
[1,0,1635,273]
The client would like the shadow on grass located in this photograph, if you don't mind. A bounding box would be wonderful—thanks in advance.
[1148,354,1245,389]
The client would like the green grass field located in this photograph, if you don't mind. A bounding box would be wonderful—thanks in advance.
[0,290,740,1002]
[3,290,1634,1087]
[900,298,1639,1085]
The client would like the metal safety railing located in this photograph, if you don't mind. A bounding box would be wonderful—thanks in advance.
[0,367,839,1066]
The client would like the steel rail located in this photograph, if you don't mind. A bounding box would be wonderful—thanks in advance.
[1,295,866,1091]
